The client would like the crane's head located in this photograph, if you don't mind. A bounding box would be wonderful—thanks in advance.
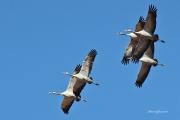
[124,28,133,32]
[61,72,70,75]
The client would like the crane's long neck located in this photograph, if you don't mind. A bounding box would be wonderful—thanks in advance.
[119,32,137,38]
[119,32,131,37]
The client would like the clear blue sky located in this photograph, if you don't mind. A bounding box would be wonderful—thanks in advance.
[0,0,179,120]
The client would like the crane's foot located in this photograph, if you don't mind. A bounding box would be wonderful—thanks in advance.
[158,64,166,67]
[93,81,100,86]
[82,99,87,102]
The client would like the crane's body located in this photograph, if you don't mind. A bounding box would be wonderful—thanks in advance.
[73,73,93,84]
[139,54,157,65]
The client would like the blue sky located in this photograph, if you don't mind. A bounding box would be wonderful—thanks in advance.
[0,0,179,120]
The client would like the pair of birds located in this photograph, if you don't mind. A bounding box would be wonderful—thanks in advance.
[119,4,165,87]
[49,49,99,114]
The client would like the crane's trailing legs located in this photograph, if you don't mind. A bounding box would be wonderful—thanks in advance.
[90,80,100,86]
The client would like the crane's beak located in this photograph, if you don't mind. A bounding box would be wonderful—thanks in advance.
[61,72,68,75]
[118,32,126,35]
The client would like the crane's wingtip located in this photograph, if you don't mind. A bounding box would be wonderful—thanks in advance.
[135,82,143,88]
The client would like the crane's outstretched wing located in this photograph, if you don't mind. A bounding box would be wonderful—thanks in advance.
[79,49,97,76]
[66,64,82,91]
[121,16,145,65]
[135,63,151,87]
[73,64,82,74]
[135,42,154,87]
[131,36,151,63]
[61,64,81,114]
[121,38,138,65]
[135,16,146,32]
[72,65,86,100]
[61,96,74,114]
[133,5,157,86]
[131,5,157,63]
[73,80,86,99]
[144,4,157,34]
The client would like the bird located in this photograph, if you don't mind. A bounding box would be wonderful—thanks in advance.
[135,42,165,87]
[119,4,165,87]
[138,4,157,34]
[49,64,83,114]
[119,16,145,65]
[63,49,99,85]
[131,4,164,63]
